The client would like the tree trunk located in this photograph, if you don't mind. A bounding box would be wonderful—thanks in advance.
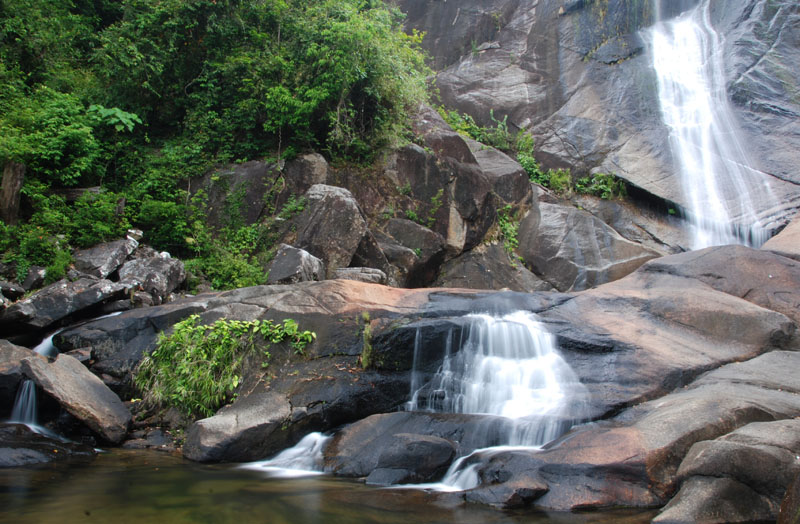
[0,162,26,226]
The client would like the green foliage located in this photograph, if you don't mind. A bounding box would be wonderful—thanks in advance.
[575,173,627,200]
[360,311,373,369]
[277,195,307,220]
[87,104,142,133]
[0,86,101,187]
[134,314,315,418]
[427,188,444,228]
[70,191,130,247]
[497,204,519,256]
[183,228,270,291]
[547,168,573,193]
[94,0,430,161]
[437,107,512,151]
[405,208,420,223]
[0,0,432,289]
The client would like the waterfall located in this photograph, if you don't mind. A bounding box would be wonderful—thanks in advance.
[239,433,331,477]
[8,331,61,426]
[648,0,776,249]
[408,311,588,447]
[10,380,38,424]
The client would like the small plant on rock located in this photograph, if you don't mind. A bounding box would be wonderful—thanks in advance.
[134,315,315,418]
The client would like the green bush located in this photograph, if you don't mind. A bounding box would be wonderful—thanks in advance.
[134,314,315,418]
[576,173,627,200]
[547,168,572,193]
[70,191,130,248]
[497,204,519,256]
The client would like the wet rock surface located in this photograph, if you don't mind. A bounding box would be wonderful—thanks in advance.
[21,354,131,444]
[0,423,96,467]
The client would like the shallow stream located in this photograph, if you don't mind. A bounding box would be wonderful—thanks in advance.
[0,449,657,524]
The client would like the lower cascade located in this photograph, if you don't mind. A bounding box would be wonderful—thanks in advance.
[8,331,61,428]
[408,311,589,447]
[239,433,331,478]
[247,311,588,488]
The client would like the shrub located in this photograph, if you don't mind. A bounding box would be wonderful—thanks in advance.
[134,314,315,418]
[576,173,627,199]
[70,191,130,248]
[497,204,519,256]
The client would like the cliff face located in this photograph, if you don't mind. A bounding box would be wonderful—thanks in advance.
[398,0,800,230]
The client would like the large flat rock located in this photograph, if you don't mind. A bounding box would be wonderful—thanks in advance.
[21,354,131,443]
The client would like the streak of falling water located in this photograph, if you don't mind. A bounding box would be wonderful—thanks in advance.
[648,0,777,249]
[408,311,589,447]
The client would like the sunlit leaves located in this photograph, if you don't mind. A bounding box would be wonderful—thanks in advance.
[135,314,316,418]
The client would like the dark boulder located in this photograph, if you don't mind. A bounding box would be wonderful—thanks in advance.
[193,160,280,230]
[434,243,553,292]
[383,218,446,287]
[266,244,324,285]
[0,341,42,417]
[73,237,138,279]
[280,153,329,206]
[365,433,457,485]
[294,185,369,278]
[0,281,24,301]
[21,353,132,443]
[0,423,95,467]
[323,411,518,477]
[0,277,126,336]
[118,253,186,305]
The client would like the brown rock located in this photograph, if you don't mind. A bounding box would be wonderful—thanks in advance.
[764,214,800,262]
[21,354,131,443]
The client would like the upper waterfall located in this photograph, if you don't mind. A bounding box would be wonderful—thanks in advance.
[648,0,778,249]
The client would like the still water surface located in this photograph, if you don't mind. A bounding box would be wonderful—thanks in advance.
[0,449,657,524]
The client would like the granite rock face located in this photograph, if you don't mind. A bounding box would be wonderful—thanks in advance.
[400,0,800,234]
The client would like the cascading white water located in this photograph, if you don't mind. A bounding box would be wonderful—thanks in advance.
[649,0,776,249]
[8,331,61,426]
[408,311,588,447]
[10,380,38,423]
[239,432,331,477]
[400,311,588,491]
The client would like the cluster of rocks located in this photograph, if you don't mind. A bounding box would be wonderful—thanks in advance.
[0,232,186,344]
[194,104,681,298]
[1,214,792,522]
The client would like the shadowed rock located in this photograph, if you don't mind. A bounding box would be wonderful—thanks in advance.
[434,243,553,292]
[295,185,369,278]
[267,244,324,285]
[0,277,126,335]
[73,237,138,279]
[21,354,131,443]
[0,423,95,467]
[519,201,661,291]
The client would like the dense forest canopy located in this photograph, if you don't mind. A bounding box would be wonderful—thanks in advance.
[0,0,430,286]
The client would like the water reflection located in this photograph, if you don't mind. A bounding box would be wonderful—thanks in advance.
[0,450,657,524]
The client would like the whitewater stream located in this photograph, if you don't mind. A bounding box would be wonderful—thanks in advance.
[648,0,778,248]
